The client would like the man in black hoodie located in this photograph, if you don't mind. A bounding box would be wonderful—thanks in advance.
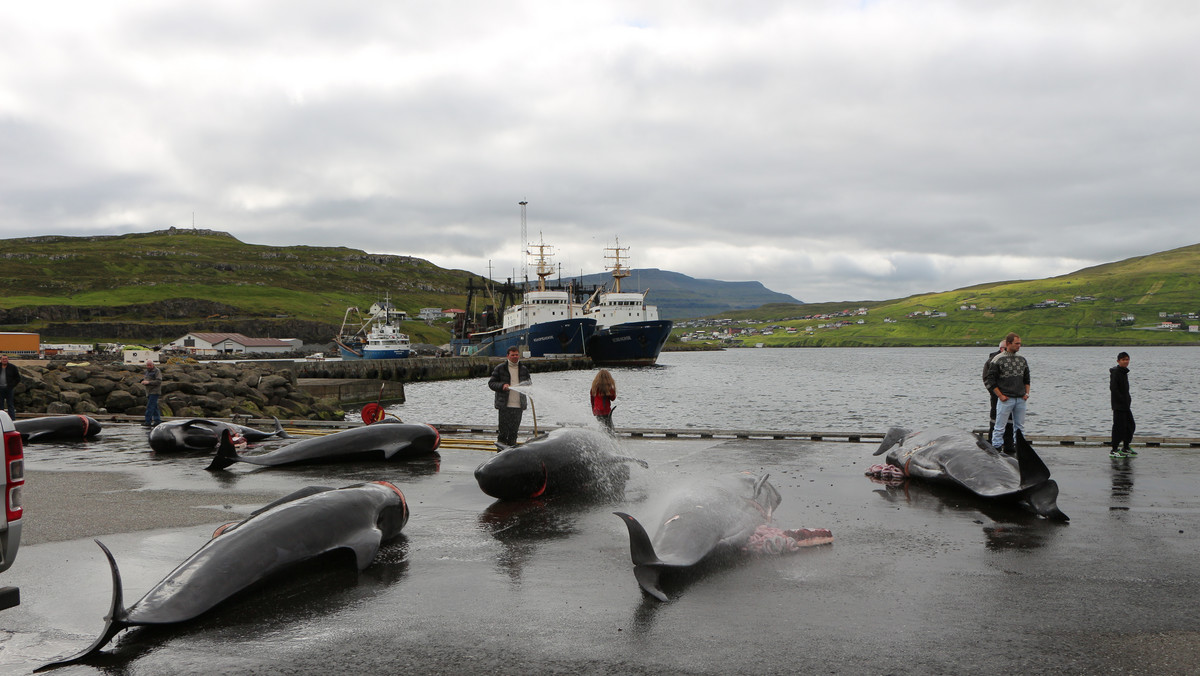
[1109,352,1135,457]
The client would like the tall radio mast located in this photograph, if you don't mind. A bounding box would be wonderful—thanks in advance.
[518,200,528,284]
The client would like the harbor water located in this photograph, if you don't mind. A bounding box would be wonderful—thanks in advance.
[390,346,1200,437]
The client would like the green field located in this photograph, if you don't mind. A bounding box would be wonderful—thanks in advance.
[676,243,1200,347]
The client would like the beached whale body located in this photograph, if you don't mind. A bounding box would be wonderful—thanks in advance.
[14,415,102,443]
[615,474,833,601]
[473,427,644,500]
[872,427,1069,521]
[149,417,289,452]
[206,419,440,471]
[39,481,409,670]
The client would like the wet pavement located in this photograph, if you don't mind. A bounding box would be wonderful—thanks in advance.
[2,423,1198,675]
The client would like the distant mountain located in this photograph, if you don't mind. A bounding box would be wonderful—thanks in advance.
[572,268,803,320]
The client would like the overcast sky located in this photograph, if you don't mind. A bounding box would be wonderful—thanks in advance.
[2,2,1197,302]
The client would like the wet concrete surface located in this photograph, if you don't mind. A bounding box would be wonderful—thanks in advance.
[1,423,1198,675]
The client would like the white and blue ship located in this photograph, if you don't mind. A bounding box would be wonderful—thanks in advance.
[582,240,673,367]
[335,298,412,360]
[470,239,596,358]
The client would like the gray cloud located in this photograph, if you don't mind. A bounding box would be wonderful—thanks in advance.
[2,1,1197,301]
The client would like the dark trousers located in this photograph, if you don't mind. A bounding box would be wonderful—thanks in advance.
[497,407,523,446]
[988,394,1015,450]
[145,393,162,425]
[1112,409,1135,450]
[0,387,14,420]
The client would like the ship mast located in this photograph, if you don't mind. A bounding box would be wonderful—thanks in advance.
[604,237,631,293]
[529,234,554,292]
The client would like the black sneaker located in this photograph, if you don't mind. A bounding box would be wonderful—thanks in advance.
[1123,446,1138,456]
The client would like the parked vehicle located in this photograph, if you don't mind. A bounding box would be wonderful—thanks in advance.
[1,411,24,609]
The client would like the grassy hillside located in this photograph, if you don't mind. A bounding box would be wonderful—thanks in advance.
[682,243,1200,347]
[0,228,474,343]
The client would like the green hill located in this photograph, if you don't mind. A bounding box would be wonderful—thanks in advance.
[683,243,1200,347]
[0,228,477,344]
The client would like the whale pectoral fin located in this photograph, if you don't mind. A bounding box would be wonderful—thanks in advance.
[272,417,290,439]
[343,529,386,570]
[874,427,910,456]
[37,540,129,671]
[205,431,241,471]
[382,441,414,459]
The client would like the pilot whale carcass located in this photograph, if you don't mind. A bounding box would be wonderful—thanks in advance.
[614,473,833,601]
[473,427,647,500]
[14,415,102,443]
[39,481,409,670]
[870,426,1069,521]
[149,417,289,452]
[206,419,439,471]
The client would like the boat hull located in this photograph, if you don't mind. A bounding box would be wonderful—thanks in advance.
[586,320,673,367]
[474,318,596,358]
[336,341,410,360]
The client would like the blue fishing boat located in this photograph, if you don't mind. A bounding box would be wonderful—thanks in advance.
[584,240,673,367]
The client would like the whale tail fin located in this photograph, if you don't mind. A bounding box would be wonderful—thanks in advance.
[1014,431,1051,488]
[272,417,290,439]
[36,540,130,671]
[1020,479,1069,521]
[874,427,910,456]
[1013,433,1069,521]
[205,431,240,471]
[614,512,669,602]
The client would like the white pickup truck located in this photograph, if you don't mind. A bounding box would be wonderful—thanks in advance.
[0,411,24,609]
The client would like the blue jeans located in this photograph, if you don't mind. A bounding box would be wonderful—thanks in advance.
[145,393,162,425]
[991,396,1025,448]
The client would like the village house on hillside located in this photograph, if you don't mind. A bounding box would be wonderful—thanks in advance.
[165,332,300,356]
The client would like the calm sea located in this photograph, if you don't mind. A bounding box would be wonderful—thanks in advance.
[389,346,1200,437]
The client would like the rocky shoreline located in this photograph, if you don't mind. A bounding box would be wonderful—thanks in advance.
[9,360,344,421]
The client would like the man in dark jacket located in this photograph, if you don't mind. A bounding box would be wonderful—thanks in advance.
[0,355,20,420]
[985,333,1030,451]
[1109,352,1135,457]
[141,359,163,427]
[488,346,531,448]
[983,339,1014,452]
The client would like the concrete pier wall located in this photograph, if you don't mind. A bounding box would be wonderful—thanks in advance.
[278,356,593,383]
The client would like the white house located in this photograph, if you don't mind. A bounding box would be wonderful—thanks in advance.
[166,332,298,356]
[123,347,161,365]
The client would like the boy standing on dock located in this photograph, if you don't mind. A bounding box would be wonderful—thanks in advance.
[488,346,530,448]
[1110,352,1136,457]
